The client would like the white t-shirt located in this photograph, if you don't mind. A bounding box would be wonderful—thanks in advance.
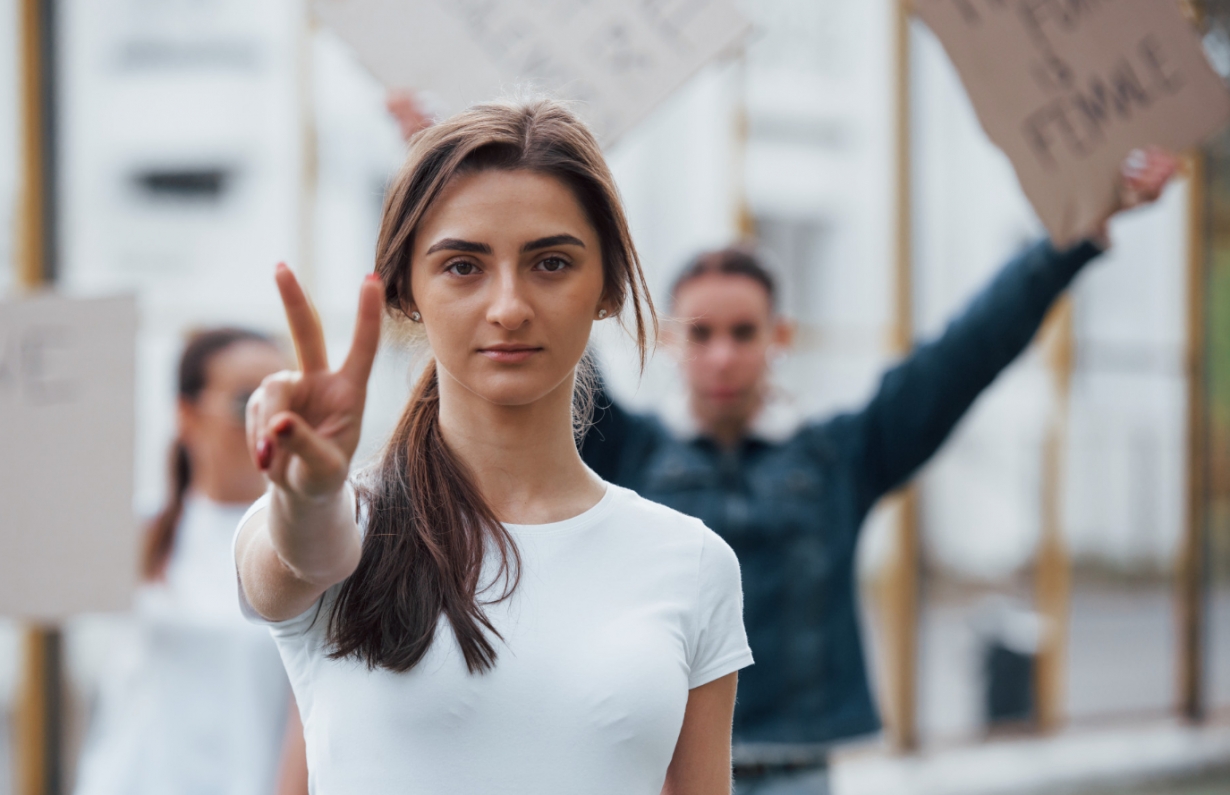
[237,483,753,795]
[75,496,290,795]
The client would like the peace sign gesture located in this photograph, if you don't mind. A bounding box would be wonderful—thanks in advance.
[247,265,385,501]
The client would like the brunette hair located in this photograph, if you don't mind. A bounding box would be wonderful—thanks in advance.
[327,99,655,674]
[142,327,274,580]
[670,245,778,312]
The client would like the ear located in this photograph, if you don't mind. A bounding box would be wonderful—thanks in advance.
[595,296,617,320]
[771,317,795,350]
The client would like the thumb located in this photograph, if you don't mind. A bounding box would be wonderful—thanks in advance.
[266,412,349,495]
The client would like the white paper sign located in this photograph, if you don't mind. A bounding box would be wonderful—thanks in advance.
[313,0,751,144]
[915,0,1230,247]
[0,295,138,620]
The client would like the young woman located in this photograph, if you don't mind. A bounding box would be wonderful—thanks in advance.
[75,328,293,795]
[235,99,753,794]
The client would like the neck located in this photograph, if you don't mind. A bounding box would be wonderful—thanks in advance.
[436,366,602,524]
[692,390,764,451]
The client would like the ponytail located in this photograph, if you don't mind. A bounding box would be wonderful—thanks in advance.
[141,441,192,579]
[328,361,520,673]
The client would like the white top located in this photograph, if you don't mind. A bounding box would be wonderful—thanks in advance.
[237,483,753,795]
[74,496,290,795]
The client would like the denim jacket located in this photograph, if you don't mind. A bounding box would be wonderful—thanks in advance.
[579,239,1102,745]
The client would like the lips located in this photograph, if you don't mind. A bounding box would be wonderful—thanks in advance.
[478,344,543,364]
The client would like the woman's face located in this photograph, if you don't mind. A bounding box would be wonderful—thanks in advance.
[408,168,608,408]
[181,340,286,499]
[671,274,790,431]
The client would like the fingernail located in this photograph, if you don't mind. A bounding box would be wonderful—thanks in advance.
[256,438,273,470]
[365,273,381,283]
[274,419,294,438]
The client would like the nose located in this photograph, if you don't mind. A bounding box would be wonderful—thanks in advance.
[486,266,534,330]
[703,336,739,371]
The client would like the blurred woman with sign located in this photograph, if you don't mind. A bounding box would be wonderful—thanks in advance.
[75,328,294,795]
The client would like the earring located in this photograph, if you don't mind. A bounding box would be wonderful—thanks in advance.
[410,311,421,322]
[597,309,608,319]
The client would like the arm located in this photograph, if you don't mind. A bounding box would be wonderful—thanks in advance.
[851,237,1100,504]
[236,266,382,621]
[275,698,310,795]
[661,673,738,795]
[851,147,1179,506]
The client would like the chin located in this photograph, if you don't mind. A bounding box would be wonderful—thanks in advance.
[703,396,754,423]
[467,369,575,408]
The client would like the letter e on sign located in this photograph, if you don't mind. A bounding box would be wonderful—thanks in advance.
[0,294,138,620]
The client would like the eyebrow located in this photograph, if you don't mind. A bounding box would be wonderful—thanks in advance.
[522,234,585,253]
[425,234,585,256]
[425,238,492,255]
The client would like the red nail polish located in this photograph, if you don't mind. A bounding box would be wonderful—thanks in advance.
[365,273,381,283]
[274,418,294,437]
[257,439,273,470]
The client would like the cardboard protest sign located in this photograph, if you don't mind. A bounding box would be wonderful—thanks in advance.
[313,0,750,145]
[0,295,138,620]
[914,0,1230,246]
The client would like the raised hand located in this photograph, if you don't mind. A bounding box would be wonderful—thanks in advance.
[1118,147,1180,211]
[1089,147,1179,246]
[386,89,434,142]
[247,265,384,501]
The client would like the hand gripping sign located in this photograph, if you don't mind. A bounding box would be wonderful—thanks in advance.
[313,0,751,146]
[914,0,1230,247]
[0,295,137,620]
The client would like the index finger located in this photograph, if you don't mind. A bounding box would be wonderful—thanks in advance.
[340,273,385,385]
[275,264,330,373]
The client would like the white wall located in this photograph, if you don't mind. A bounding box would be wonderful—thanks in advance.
[53,0,419,516]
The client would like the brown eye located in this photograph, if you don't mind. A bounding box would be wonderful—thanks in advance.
[689,324,712,344]
[535,256,570,273]
[446,260,478,276]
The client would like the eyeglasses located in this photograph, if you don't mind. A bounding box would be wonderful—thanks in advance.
[195,387,256,426]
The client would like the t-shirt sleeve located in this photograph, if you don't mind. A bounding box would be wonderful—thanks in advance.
[231,488,353,637]
[687,527,754,689]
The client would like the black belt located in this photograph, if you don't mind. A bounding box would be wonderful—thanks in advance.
[732,755,829,779]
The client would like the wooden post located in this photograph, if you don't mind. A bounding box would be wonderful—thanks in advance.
[732,53,755,242]
[15,2,64,794]
[1179,150,1208,723]
[15,630,63,795]
[16,0,56,288]
[297,7,318,291]
[882,0,921,753]
[1035,297,1074,732]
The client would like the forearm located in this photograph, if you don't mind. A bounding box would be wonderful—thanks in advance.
[856,237,1102,498]
[236,484,362,622]
[267,483,362,586]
